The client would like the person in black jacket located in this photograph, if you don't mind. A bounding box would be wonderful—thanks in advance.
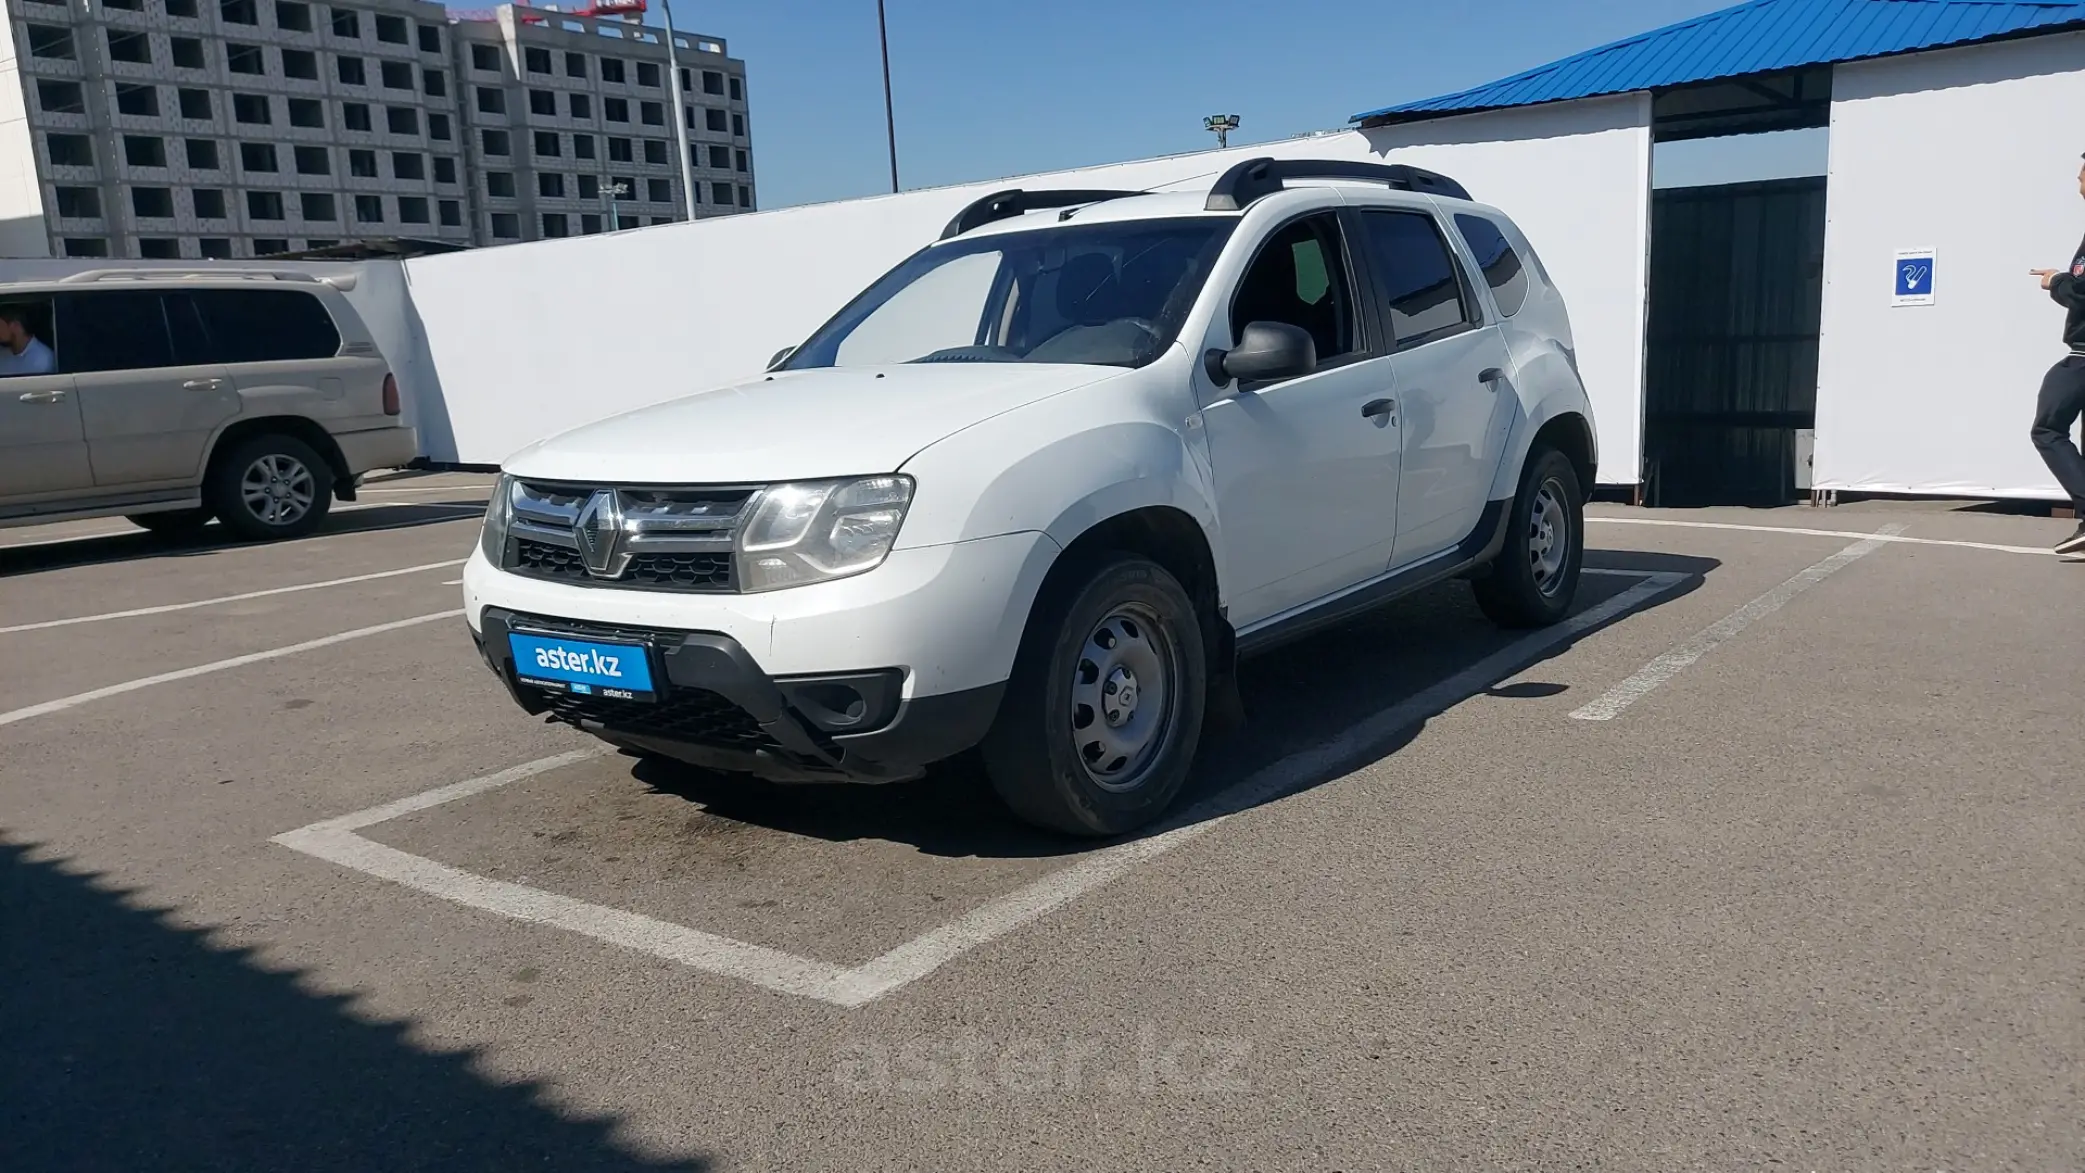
[2031,157,2085,553]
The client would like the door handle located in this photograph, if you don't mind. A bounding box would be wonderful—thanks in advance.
[1478,367,1505,387]
[17,388,66,403]
[1361,398,1396,420]
[182,377,226,391]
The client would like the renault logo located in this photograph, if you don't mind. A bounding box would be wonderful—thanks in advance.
[572,489,630,578]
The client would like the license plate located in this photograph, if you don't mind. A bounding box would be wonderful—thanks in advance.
[509,632,657,702]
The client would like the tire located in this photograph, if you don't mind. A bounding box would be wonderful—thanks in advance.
[205,433,335,542]
[127,508,212,539]
[1472,445,1584,629]
[981,553,1208,838]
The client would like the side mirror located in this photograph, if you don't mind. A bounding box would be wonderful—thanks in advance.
[767,345,797,371]
[1204,321,1316,387]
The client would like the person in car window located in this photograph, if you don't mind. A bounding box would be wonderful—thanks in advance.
[0,305,56,376]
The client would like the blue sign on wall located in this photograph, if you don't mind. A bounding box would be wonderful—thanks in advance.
[1893,248,1936,306]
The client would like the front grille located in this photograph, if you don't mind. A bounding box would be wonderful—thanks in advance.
[515,537,587,581]
[509,539,736,590]
[502,481,754,594]
[625,551,733,589]
[546,689,774,751]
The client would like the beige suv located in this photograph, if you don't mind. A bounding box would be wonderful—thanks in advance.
[0,269,417,542]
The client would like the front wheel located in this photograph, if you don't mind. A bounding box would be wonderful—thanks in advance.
[1472,446,1584,628]
[981,553,1208,837]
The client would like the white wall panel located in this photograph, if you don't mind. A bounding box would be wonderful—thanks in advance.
[1816,34,2085,499]
[405,94,1653,477]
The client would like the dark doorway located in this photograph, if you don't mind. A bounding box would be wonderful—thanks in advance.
[1643,177,1826,506]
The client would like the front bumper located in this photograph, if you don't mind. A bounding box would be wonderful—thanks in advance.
[474,607,1004,784]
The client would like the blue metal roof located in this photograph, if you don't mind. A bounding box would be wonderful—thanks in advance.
[1353,0,2085,124]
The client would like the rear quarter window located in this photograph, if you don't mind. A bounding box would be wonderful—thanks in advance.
[187,289,342,363]
[1453,214,1530,318]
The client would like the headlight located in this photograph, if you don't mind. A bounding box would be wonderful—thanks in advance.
[736,475,912,593]
[479,473,515,562]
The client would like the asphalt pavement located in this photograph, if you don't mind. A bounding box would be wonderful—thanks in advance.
[2,476,2080,1172]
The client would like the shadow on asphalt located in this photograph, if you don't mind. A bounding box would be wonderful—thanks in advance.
[0,500,487,579]
[631,550,1720,859]
[0,838,708,1173]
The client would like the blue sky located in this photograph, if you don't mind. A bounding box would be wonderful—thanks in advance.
[642,0,1809,209]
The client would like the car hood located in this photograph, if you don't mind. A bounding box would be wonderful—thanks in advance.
[503,363,1123,484]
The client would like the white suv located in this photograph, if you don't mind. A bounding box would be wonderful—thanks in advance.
[465,158,1597,837]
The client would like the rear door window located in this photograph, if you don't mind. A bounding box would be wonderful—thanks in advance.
[1357,211,1475,349]
[57,291,176,373]
[187,289,342,363]
[1453,214,1529,318]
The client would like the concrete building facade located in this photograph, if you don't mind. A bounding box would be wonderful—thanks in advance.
[0,0,751,259]
[448,4,752,244]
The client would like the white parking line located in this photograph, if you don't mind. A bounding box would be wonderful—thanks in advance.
[1569,525,1905,722]
[0,499,482,553]
[0,559,465,635]
[0,609,462,728]
[273,570,1688,1008]
[1590,515,2054,557]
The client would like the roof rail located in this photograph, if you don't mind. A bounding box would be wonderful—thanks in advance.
[53,267,357,291]
[1203,157,1472,211]
[939,188,1146,240]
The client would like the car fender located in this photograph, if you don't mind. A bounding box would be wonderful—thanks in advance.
[896,370,1226,595]
[1485,339,1598,502]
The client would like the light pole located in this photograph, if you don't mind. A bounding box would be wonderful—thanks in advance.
[658,0,700,223]
[877,0,898,192]
[602,177,629,231]
[1204,114,1240,150]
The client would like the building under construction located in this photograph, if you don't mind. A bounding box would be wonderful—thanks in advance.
[0,0,754,259]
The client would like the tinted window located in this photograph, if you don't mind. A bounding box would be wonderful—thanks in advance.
[59,291,175,373]
[1453,214,1528,318]
[1359,211,1472,348]
[1231,212,1358,362]
[184,290,340,363]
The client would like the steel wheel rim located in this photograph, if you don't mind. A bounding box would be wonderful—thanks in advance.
[241,454,316,527]
[1529,477,1569,596]
[1068,602,1181,793]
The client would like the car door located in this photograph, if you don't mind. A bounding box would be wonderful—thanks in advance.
[185,287,359,426]
[0,370,89,506]
[59,289,238,491]
[1197,209,1401,629]
[1354,208,1516,566]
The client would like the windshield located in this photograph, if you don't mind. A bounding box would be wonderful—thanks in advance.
[784,216,1237,371]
